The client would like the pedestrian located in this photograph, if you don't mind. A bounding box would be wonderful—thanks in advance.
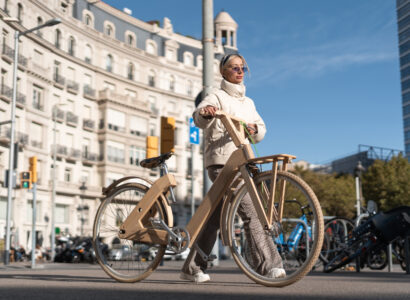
[180,53,285,283]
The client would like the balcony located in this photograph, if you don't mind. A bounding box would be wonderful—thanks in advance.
[51,144,68,157]
[0,127,28,148]
[83,119,95,131]
[98,89,149,112]
[0,84,13,102]
[82,151,99,163]
[66,111,78,127]
[53,73,65,89]
[108,123,125,133]
[1,44,27,67]
[52,107,65,122]
[31,140,42,149]
[67,148,81,162]
[83,85,96,100]
[66,80,79,94]
[16,92,26,107]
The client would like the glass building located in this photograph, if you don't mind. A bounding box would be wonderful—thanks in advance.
[397,0,410,160]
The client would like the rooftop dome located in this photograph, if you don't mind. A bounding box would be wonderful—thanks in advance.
[214,11,237,27]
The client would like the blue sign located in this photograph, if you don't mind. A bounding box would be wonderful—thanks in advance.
[189,118,200,145]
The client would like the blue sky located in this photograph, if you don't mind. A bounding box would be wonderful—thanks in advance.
[104,0,403,165]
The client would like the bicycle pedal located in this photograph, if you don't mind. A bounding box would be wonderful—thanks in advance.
[207,254,217,262]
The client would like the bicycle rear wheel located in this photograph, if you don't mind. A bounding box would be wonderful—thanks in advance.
[93,181,170,282]
[320,217,355,265]
[226,170,324,287]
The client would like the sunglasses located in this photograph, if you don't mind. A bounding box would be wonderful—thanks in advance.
[229,66,248,73]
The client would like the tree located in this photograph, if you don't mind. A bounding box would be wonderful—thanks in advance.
[362,155,410,211]
[291,166,356,219]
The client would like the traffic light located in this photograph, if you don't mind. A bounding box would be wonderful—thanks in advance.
[146,136,159,159]
[20,171,31,189]
[160,116,175,154]
[29,156,37,183]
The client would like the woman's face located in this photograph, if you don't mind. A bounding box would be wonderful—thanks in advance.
[222,56,245,84]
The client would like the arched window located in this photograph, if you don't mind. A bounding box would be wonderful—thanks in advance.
[36,17,43,37]
[127,34,134,46]
[55,29,61,49]
[146,40,157,55]
[84,14,92,26]
[85,44,92,63]
[106,54,113,72]
[169,75,175,92]
[17,3,23,23]
[148,70,155,87]
[127,63,134,80]
[68,36,75,56]
[105,24,114,37]
[184,52,194,66]
[187,80,193,96]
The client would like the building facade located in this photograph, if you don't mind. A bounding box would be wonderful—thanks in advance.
[0,0,238,253]
[397,0,410,160]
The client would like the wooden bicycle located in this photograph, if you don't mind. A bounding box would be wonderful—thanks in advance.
[93,110,324,287]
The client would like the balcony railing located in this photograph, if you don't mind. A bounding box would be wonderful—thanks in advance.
[83,119,95,131]
[16,92,26,106]
[68,148,81,159]
[0,84,13,100]
[52,107,65,122]
[1,44,27,67]
[66,80,79,93]
[82,151,99,162]
[83,85,96,98]
[66,111,78,126]
[0,127,28,146]
[52,144,68,156]
[31,140,42,148]
[53,73,65,87]
[108,123,126,133]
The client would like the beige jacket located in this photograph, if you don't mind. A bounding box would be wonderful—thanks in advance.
[193,79,266,168]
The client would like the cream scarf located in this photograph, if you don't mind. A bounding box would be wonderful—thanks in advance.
[220,79,246,99]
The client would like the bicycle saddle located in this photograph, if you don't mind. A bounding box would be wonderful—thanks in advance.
[140,152,174,169]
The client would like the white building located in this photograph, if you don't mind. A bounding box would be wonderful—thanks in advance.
[0,0,238,253]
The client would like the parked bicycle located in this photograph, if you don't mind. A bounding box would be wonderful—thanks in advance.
[323,206,410,273]
[93,110,324,287]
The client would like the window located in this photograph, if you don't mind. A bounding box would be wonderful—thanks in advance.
[169,75,175,92]
[32,85,43,111]
[17,3,23,23]
[105,24,114,37]
[148,70,155,87]
[55,29,61,49]
[187,80,193,96]
[107,109,125,132]
[64,167,72,182]
[53,60,62,83]
[56,204,69,224]
[146,40,157,55]
[68,36,75,56]
[36,17,43,36]
[184,52,194,66]
[127,62,134,80]
[84,44,92,63]
[107,141,125,163]
[106,54,113,72]
[126,33,134,46]
[129,146,146,166]
[84,13,93,27]
[31,122,43,148]
[130,115,148,137]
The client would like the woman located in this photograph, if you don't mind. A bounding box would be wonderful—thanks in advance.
[180,54,285,283]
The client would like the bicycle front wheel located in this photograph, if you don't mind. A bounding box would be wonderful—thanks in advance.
[226,170,324,287]
[93,181,170,283]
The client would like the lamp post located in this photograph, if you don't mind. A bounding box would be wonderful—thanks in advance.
[3,17,61,265]
[354,161,365,218]
[51,102,66,261]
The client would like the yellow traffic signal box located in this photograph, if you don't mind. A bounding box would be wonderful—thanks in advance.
[160,116,175,154]
[29,156,37,183]
[146,136,159,159]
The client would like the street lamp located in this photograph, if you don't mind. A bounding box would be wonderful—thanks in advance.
[3,17,61,265]
[354,161,366,218]
[51,102,66,261]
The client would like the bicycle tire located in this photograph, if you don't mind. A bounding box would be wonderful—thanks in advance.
[226,170,324,287]
[320,217,355,265]
[366,247,388,270]
[93,181,170,283]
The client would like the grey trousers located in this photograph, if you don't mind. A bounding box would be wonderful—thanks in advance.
[182,165,283,275]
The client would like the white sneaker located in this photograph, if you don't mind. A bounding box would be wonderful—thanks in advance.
[180,271,210,283]
[266,268,286,278]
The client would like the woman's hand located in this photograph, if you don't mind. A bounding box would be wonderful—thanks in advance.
[246,123,258,135]
[199,105,218,118]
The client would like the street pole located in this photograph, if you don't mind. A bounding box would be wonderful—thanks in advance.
[4,30,19,265]
[3,17,61,265]
[31,182,37,268]
[202,0,218,266]
[51,107,57,261]
[190,145,195,217]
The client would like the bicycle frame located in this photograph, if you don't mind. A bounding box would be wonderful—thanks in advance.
[118,111,296,249]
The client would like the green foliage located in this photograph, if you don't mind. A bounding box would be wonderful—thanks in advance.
[362,155,410,211]
[291,166,356,219]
